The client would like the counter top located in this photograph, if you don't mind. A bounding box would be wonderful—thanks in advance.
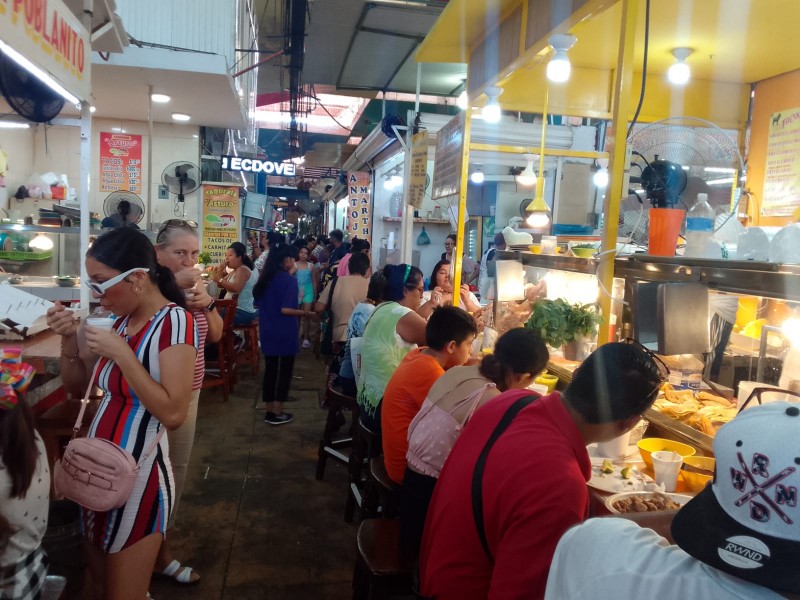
[0,329,62,375]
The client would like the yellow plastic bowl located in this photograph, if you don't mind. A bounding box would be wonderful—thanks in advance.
[638,438,696,470]
[529,244,542,254]
[681,456,715,492]
[535,373,558,393]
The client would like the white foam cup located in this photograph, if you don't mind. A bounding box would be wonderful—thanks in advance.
[651,450,683,492]
[596,430,632,459]
[85,317,114,332]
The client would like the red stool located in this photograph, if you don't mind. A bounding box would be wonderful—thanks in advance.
[233,319,260,376]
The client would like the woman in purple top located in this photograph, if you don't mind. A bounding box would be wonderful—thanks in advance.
[253,244,312,425]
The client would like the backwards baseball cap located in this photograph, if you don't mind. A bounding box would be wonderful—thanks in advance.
[672,402,800,594]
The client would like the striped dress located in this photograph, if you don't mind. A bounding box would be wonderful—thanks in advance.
[82,304,198,553]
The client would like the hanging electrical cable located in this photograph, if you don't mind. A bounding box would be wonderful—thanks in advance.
[626,0,650,140]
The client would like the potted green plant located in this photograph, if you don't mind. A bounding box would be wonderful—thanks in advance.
[525,298,603,360]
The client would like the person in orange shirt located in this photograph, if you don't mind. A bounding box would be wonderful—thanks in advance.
[381,306,478,485]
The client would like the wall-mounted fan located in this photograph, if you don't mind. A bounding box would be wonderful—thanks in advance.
[311,177,336,199]
[101,191,145,229]
[162,161,201,216]
[621,117,744,246]
[0,55,64,123]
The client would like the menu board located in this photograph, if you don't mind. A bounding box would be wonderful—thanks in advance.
[99,132,142,194]
[346,172,372,244]
[407,130,429,209]
[201,184,240,264]
[762,107,800,217]
[431,113,465,203]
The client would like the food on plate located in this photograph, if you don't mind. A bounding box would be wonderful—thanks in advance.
[620,466,633,480]
[600,459,614,474]
[612,493,682,513]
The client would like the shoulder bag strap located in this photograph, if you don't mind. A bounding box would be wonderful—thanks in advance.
[471,394,538,563]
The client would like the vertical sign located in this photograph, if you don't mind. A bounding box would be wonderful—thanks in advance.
[346,172,372,244]
[407,130,429,209]
[201,184,240,264]
[762,107,800,217]
[431,113,465,204]
[99,133,142,194]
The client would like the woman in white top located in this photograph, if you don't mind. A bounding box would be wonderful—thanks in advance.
[0,349,50,599]
[211,241,259,325]
[418,259,481,319]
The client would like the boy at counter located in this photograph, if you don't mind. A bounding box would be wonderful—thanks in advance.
[545,401,800,600]
[419,342,665,600]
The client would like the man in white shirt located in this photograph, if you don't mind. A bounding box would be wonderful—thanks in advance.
[546,402,800,600]
[477,232,506,302]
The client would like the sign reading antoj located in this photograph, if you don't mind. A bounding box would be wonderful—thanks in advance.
[201,184,239,264]
[0,0,91,102]
[762,107,800,217]
[220,155,296,176]
[346,172,372,243]
[100,133,142,194]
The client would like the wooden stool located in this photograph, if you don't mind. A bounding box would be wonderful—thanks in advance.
[362,456,401,520]
[345,420,382,523]
[352,518,413,600]
[316,385,358,481]
[233,320,260,376]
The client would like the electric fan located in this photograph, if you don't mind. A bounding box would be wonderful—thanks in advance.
[101,191,145,229]
[0,54,65,123]
[161,161,201,216]
[621,117,744,246]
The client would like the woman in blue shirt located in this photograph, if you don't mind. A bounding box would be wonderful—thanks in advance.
[253,244,311,425]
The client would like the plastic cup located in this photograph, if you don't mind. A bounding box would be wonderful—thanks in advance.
[541,236,558,255]
[596,430,632,460]
[85,317,114,332]
[648,208,685,256]
[651,450,684,492]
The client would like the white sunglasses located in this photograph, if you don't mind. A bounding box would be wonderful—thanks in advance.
[85,267,149,296]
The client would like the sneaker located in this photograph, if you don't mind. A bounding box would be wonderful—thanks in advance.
[301,338,312,349]
[265,412,294,425]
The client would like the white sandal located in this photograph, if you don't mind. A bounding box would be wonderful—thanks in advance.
[156,559,201,585]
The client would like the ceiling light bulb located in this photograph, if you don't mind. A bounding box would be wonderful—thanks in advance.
[516,154,537,187]
[668,48,692,85]
[29,233,54,250]
[151,93,171,103]
[171,113,191,122]
[384,178,396,191]
[89,105,96,113]
[526,212,551,228]
[391,175,403,187]
[593,168,609,188]
[470,169,485,184]
[547,49,571,83]
[457,90,468,110]
[482,86,503,124]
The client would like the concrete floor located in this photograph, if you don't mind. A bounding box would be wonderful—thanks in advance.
[148,349,357,600]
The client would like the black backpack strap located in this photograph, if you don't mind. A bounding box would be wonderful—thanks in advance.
[471,394,538,563]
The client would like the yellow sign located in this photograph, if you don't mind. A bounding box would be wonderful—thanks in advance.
[431,113,465,203]
[201,184,240,264]
[407,130,429,209]
[346,172,372,244]
[762,107,800,217]
[0,0,91,102]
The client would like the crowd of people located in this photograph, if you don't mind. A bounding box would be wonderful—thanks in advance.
[1,223,797,600]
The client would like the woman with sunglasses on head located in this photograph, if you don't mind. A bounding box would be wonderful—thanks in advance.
[0,350,50,600]
[211,241,259,326]
[150,219,223,585]
[356,264,428,432]
[46,228,198,600]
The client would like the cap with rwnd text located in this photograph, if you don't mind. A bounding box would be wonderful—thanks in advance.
[672,402,800,594]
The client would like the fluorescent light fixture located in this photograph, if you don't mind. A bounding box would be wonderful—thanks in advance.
[172,113,191,122]
[457,90,468,110]
[383,178,396,191]
[593,167,609,188]
[192,134,199,139]
[707,177,735,186]
[516,154,537,187]
[0,39,80,105]
[668,48,692,85]
[547,34,577,83]
[482,87,503,124]
[29,233,54,250]
[470,168,485,184]
[703,167,736,173]
[0,121,30,129]
[151,93,171,103]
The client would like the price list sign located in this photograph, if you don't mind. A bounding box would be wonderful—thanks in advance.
[762,107,800,217]
[407,130,429,209]
[201,184,240,264]
[99,132,142,194]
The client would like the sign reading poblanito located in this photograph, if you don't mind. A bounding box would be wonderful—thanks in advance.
[220,155,296,176]
[0,0,91,102]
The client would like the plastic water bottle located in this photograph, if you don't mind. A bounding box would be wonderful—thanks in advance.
[684,193,718,258]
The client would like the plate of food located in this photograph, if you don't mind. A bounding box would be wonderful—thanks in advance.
[605,491,692,514]
[588,457,652,493]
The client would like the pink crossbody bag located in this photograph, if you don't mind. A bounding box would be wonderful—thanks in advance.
[55,310,168,512]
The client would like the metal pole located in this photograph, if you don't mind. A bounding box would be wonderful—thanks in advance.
[452,81,473,308]
[147,85,154,231]
[78,0,93,310]
[400,110,414,264]
[598,0,640,344]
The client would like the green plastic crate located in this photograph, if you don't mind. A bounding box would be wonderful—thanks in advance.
[0,249,53,261]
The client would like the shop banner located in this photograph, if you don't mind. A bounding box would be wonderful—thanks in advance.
[346,172,372,243]
[99,132,143,194]
[407,130,429,209]
[0,0,91,102]
[762,107,800,217]
[431,113,465,204]
[201,184,240,264]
